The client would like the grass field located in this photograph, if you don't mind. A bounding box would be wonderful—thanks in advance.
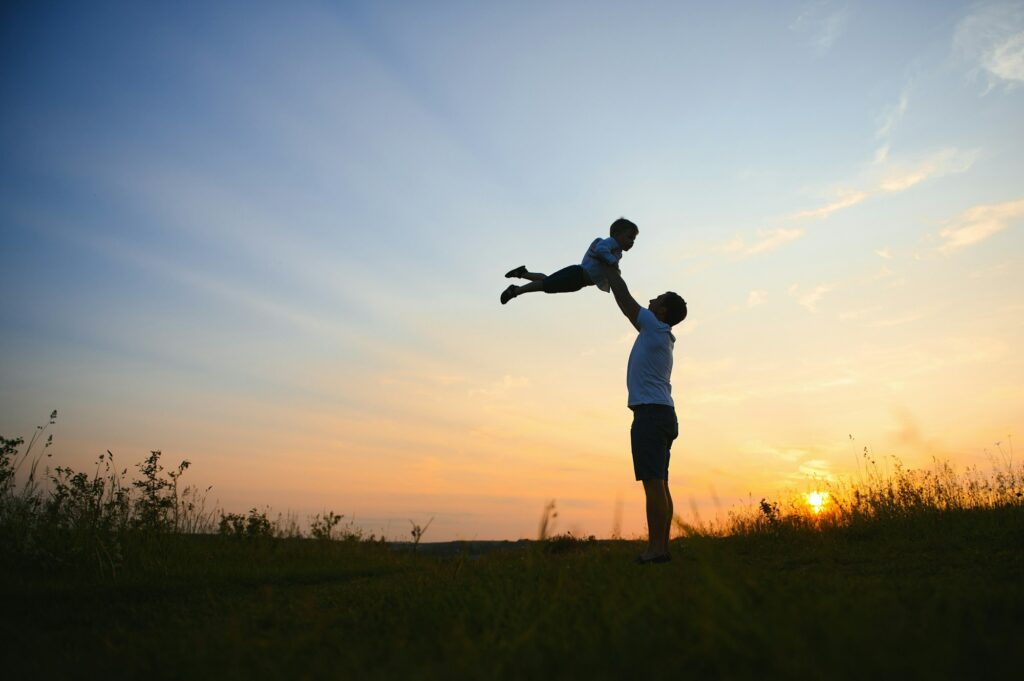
[4,506,1022,679]
[2,419,1022,679]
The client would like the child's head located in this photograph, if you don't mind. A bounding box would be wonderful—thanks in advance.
[609,217,639,251]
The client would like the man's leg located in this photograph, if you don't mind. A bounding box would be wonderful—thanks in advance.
[642,479,669,558]
[663,484,674,552]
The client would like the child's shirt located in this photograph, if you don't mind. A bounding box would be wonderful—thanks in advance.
[580,237,623,292]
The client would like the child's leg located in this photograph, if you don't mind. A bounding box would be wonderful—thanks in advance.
[500,280,545,304]
[501,265,590,305]
[512,266,582,296]
[512,281,545,295]
[540,265,592,293]
[505,265,546,281]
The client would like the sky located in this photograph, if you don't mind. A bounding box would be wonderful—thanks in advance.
[1,1,1022,541]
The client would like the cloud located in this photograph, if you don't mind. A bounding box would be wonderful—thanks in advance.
[690,373,856,407]
[872,144,890,164]
[955,3,1024,90]
[869,311,930,328]
[790,189,868,220]
[468,375,530,400]
[707,112,971,264]
[798,458,834,479]
[991,30,1024,79]
[985,30,1024,82]
[722,227,805,257]
[678,356,737,379]
[779,146,976,248]
[875,90,909,139]
[747,290,768,308]
[878,148,978,192]
[970,261,1011,278]
[839,305,882,322]
[770,100,973,243]
[875,247,892,259]
[870,88,909,165]
[938,198,1024,254]
[873,265,895,281]
[746,228,804,254]
[788,283,833,312]
[791,1,851,55]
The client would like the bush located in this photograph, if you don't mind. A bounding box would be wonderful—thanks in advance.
[218,508,274,538]
[0,412,212,575]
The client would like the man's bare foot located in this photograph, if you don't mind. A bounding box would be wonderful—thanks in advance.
[636,552,671,564]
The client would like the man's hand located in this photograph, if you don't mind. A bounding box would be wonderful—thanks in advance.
[601,263,641,331]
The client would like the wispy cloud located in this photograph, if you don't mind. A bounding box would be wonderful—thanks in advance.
[778,96,974,234]
[791,1,851,55]
[869,311,930,328]
[871,88,909,164]
[875,90,909,139]
[872,144,890,164]
[788,283,833,312]
[797,458,835,480]
[468,375,530,400]
[954,2,1024,91]
[747,290,768,308]
[790,190,868,220]
[839,305,882,322]
[711,142,975,266]
[722,228,805,257]
[970,261,1011,278]
[878,148,978,193]
[708,89,971,264]
[938,198,1024,254]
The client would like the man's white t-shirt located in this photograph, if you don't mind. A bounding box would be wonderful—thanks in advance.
[626,308,675,407]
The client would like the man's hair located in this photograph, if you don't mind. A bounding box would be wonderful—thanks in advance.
[609,217,639,239]
[663,292,687,326]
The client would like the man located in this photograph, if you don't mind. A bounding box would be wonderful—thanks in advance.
[602,264,687,564]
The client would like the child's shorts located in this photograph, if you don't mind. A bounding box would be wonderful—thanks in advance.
[542,265,593,293]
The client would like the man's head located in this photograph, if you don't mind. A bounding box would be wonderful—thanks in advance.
[649,292,687,326]
[609,217,639,251]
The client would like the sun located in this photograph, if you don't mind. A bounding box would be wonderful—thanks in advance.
[806,491,829,514]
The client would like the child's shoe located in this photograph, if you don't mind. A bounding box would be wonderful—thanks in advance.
[500,285,518,305]
[505,265,528,279]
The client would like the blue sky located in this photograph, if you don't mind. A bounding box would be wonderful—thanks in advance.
[2,1,1022,539]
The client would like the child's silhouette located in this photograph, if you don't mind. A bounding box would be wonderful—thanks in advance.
[501,218,639,305]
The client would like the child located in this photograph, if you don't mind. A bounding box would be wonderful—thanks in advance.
[501,218,639,305]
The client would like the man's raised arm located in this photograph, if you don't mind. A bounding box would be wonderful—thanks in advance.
[602,264,641,331]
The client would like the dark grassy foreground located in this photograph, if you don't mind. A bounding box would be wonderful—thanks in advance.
[4,505,1022,680]
[3,418,1022,679]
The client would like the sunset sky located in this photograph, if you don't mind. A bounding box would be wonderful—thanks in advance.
[2,1,1022,541]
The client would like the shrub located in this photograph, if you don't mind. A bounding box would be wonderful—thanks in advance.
[218,508,274,538]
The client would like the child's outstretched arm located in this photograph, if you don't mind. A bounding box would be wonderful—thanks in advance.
[601,264,641,331]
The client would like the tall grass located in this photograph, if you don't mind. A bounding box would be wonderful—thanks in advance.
[4,411,1021,576]
[0,412,378,577]
[724,440,1023,536]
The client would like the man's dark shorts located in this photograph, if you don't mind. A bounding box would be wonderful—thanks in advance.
[542,265,593,293]
[630,404,678,481]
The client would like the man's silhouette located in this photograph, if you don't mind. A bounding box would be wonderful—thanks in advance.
[601,264,687,563]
